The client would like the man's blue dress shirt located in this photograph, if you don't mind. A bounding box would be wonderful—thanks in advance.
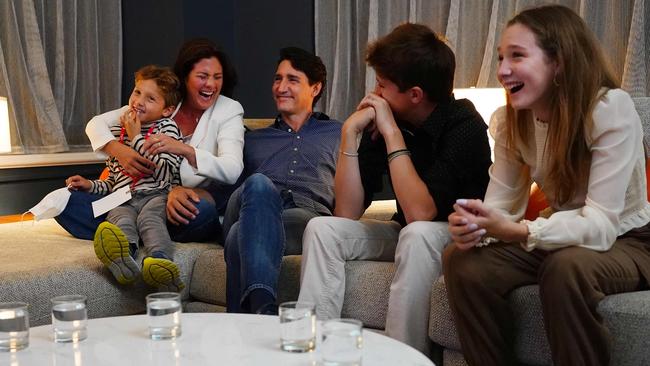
[242,112,342,215]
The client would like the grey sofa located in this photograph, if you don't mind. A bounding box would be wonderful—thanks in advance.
[185,199,399,334]
[1,218,212,326]
[429,279,650,366]
[0,200,396,329]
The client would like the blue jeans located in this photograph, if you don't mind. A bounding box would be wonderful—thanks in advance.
[223,173,318,313]
[55,190,220,242]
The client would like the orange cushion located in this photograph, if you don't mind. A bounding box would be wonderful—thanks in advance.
[524,158,650,220]
[99,167,109,180]
[524,182,548,220]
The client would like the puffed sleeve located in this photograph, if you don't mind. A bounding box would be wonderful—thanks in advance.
[85,106,129,158]
[179,97,245,187]
[523,89,643,252]
[483,107,532,222]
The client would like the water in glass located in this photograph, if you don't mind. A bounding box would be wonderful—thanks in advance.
[321,319,363,366]
[279,301,315,352]
[148,299,181,340]
[52,302,87,342]
[0,303,29,351]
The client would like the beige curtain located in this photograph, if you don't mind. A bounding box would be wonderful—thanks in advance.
[0,0,122,154]
[316,0,650,120]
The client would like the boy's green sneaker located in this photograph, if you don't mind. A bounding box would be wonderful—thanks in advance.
[142,257,185,292]
[93,222,141,285]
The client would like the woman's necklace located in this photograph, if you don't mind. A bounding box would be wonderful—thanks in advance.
[177,106,202,135]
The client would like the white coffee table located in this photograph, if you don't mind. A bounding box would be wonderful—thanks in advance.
[0,313,434,365]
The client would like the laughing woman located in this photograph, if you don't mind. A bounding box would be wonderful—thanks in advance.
[57,39,244,242]
[445,5,650,366]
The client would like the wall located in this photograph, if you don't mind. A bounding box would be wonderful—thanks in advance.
[0,164,104,216]
[121,0,186,106]
[122,0,314,118]
[231,0,314,117]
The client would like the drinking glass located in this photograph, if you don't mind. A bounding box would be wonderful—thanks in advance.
[146,292,182,340]
[321,318,363,366]
[0,302,29,351]
[51,295,88,342]
[278,301,316,352]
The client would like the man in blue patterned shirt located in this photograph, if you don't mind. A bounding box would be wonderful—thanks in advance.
[222,47,342,314]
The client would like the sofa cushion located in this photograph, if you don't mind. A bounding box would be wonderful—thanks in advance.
[602,291,650,366]
[185,301,224,313]
[278,255,302,303]
[342,260,394,329]
[188,247,302,307]
[189,248,227,305]
[429,277,650,366]
[443,349,469,366]
[188,199,399,324]
[1,219,213,326]
[428,277,460,350]
[633,97,650,156]
[189,249,396,329]
[509,286,551,365]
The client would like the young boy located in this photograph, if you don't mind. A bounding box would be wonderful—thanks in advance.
[66,65,184,291]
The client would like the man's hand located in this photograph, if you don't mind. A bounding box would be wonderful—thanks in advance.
[342,106,376,138]
[357,93,399,140]
[66,175,92,191]
[120,109,141,142]
[166,186,201,225]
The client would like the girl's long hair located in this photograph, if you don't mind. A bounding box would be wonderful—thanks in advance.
[505,5,618,205]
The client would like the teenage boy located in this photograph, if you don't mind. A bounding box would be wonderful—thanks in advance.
[222,47,341,314]
[65,65,184,291]
[298,23,492,353]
